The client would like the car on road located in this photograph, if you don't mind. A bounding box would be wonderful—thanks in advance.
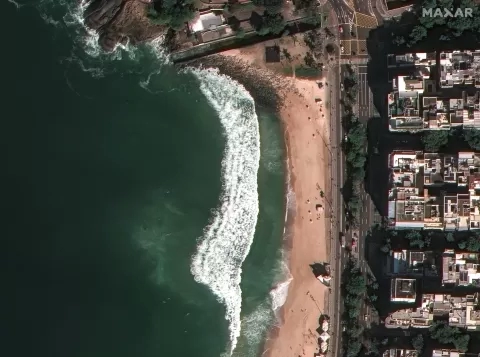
[340,46,344,54]
[338,26,343,34]
[339,232,346,248]
[340,83,344,90]
[364,314,369,321]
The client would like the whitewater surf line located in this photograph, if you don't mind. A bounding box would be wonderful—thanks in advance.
[190,68,260,356]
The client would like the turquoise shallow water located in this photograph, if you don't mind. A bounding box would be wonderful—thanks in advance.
[2,1,286,356]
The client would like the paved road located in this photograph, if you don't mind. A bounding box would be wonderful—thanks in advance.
[323,9,347,357]
[328,58,348,357]
[330,0,355,24]
[356,65,375,121]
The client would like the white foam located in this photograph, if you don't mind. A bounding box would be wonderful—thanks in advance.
[270,265,293,312]
[190,67,260,356]
[7,0,24,9]
[145,36,170,64]
[240,301,273,348]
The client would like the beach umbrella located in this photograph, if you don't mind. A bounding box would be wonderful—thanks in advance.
[321,342,328,352]
[320,332,330,341]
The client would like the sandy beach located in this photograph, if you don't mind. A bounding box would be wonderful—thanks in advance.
[221,42,332,357]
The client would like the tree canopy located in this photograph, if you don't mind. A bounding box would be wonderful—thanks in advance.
[463,129,480,150]
[412,334,424,353]
[148,0,195,30]
[256,12,285,35]
[422,130,449,152]
[429,321,470,352]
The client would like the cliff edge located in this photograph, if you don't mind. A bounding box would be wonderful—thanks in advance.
[84,0,165,51]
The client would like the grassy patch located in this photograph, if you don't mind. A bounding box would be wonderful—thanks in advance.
[283,65,321,78]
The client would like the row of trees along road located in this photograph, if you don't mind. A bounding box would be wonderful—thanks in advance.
[341,66,367,228]
[421,128,480,152]
[392,0,480,47]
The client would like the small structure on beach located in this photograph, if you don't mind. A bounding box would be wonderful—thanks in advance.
[320,341,328,352]
[265,45,281,63]
[312,262,331,286]
[320,332,330,341]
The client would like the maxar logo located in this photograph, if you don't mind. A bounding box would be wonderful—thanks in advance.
[422,7,473,17]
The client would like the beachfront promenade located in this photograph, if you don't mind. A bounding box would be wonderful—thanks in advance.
[322,1,373,356]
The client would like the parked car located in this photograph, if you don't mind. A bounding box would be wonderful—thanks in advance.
[339,25,343,34]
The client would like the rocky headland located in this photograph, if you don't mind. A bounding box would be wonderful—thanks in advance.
[84,0,165,51]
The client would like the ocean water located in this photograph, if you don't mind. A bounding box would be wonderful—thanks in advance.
[2,1,287,357]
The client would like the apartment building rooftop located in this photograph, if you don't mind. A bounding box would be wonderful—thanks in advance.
[440,50,480,88]
[385,292,480,330]
[388,151,480,230]
[386,250,438,276]
[387,52,436,68]
[388,50,480,131]
[385,293,432,328]
[388,53,434,131]
[442,249,480,286]
[390,277,416,303]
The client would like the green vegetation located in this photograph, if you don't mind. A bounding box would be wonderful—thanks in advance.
[283,65,322,78]
[342,259,368,357]
[282,48,292,62]
[422,130,449,152]
[252,0,284,14]
[380,229,397,253]
[412,334,424,354]
[340,66,366,227]
[446,232,455,242]
[147,0,195,31]
[343,69,358,104]
[404,0,480,46]
[458,231,480,251]
[429,321,470,352]
[326,43,335,54]
[463,128,480,150]
[224,1,256,14]
[235,28,246,38]
[406,230,431,248]
[255,12,286,35]
[343,114,367,227]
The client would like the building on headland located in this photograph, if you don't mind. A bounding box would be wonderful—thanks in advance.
[383,348,418,357]
[390,278,416,303]
[385,292,480,330]
[387,151,480,230]
[442,250,480,287]
[187,11,234,44]
[388,50,480,131]
[386,250,438,277]
[432,350,465,357]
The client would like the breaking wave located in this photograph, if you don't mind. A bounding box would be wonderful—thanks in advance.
[190,68,260,356]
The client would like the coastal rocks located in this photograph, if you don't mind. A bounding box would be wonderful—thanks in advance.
[84,0,124,30]
[180,55,298,112]
[84,0,165,52]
